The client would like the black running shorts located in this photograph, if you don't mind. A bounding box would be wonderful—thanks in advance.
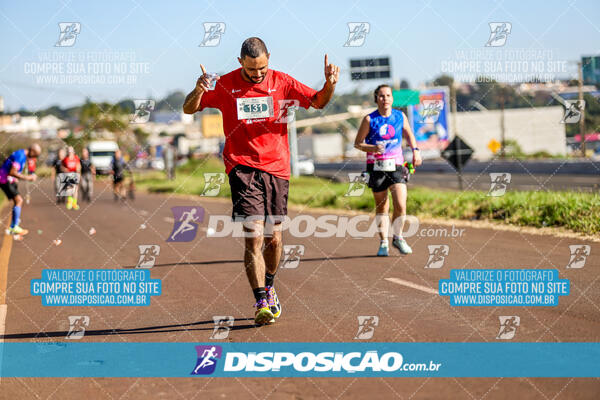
[228,164,289,222]
[366,163,409,193]
[0,182,19,200]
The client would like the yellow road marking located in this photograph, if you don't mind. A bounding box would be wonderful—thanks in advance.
[0,219,13,305]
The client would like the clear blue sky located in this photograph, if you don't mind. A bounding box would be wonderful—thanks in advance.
[1,0,599,111]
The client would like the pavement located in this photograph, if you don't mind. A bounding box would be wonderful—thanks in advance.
[0,179,599,399]
[314,160,600,192]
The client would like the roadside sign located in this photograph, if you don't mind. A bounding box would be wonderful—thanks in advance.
[349,57,391,81]
[442,136,474,170]
[488,138,501,154]
[201,114,224,138]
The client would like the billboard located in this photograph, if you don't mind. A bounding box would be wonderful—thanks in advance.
[201,113,224,138]
[407,87,451,151]
[582,55,600,85]
[349,57,391,81]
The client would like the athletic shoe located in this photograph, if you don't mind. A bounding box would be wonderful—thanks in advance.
[254,298,274,325]
[377,242,389,257]
[73,204,80,210]
[66,197,73,210]
[10,226,28,235]
[392,238,412,254]
[266,285,281,319]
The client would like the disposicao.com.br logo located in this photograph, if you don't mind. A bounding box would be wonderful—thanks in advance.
[206,214,465,239]
[191,347,442,376]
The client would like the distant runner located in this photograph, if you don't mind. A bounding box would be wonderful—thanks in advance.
[183,37,339,325]
[0,144,41,235]
[354,84,422,257]
[110,149,130,201]
[61,146,81,210]
[25,156,37,204]
[79,148,95,202]
[52,148,66,204]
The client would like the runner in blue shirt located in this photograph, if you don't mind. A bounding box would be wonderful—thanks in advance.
[0,144,42,235]
[354,85,422,256]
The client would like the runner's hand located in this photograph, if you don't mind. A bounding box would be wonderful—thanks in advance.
[375,143,385,154]
[29,174,37,182]
[324,54,339,85]
[195,64,218,93]
[413,150,422,166]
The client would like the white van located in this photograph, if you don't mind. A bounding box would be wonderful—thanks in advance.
[88,141,119,174]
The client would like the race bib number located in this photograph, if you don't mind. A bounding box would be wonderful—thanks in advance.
[374,159,396,172]
[236,97,274,120]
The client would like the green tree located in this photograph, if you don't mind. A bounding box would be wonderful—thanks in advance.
[79,100,129,139]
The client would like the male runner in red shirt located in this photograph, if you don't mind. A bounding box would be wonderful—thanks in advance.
[184,37,339,325]
[61,146,81,210]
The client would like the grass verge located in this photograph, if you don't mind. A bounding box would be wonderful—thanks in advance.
[134,158,600,236]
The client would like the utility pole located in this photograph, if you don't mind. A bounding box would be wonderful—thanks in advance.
[451,83,463,190]
[288,106,299,177]
[578,61,586,157]
[499,85,506,159]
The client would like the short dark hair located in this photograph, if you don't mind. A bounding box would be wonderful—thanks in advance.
[240,37,268,59]
[373,84,392,102]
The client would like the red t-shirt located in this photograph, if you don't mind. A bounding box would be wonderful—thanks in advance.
[62,155,80,172]
[27,158,37,173]
[199,68,317,180]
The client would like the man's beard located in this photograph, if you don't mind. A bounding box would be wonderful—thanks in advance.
[243,69,265,83]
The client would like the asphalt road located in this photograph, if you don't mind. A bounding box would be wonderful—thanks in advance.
[314,160,600,192]
[0,179,598,399]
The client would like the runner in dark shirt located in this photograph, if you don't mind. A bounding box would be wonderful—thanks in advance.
[80,148,95,202]
[52,148,66,204]
[110,149,129,201]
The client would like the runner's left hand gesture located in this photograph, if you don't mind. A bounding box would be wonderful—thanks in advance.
[413,150,422,166]
[324,54,339,85]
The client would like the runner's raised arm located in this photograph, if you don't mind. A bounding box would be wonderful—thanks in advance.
[183,64,220,114]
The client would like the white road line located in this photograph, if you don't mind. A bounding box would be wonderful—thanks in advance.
[385,277,439,295]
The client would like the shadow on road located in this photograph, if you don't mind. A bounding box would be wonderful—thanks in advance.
[0,318,256,340]
[122,255,380,269]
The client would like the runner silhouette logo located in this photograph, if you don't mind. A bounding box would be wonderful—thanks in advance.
[344,172,369,197]
[57,173,80,197]
[55,22,81,47]
[191,345,222,375]
[354,316,379,340]
[566,245,590,269]
[425,245,449,269]
[344,22,370,47]
[497,316,520,340]
[199,23,225,47]
[136,245,160,268]
[281,245,304,269]
[487,173,511,197]
[485,22,511,47]
[561,100,585,124]
[167,206,204,242]
[201,173,226,197]
[66,316,89,340]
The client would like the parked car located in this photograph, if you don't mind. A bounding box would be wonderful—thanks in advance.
[88,141,119,174]
[297,156,315,176]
